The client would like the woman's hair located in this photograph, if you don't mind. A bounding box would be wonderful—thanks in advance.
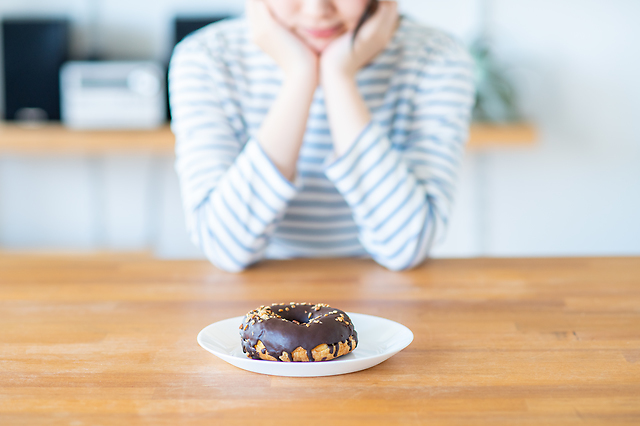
[353,0,379,42]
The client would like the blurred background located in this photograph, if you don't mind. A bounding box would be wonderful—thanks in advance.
[0,0,638,259]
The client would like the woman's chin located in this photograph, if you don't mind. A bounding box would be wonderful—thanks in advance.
[304,38,334,54]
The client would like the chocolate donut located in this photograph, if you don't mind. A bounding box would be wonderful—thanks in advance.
[240,303,358,362]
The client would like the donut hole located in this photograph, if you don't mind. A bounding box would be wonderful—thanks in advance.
[272,304,317,325]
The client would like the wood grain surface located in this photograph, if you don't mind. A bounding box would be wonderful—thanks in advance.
[1,255,639,425]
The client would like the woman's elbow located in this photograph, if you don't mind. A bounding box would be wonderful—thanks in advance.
[189,226,258,273]
[368,232,433,271]
[213,260,251,273]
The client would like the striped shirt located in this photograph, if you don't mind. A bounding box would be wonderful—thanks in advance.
[169,16,475,272]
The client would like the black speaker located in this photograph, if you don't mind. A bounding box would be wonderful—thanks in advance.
[174,16,227,45]
[166,16,228,121]
[2,19,70,121]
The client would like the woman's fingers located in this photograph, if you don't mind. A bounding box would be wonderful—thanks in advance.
[357,1,399,43]
[247,0,275,38]
[325,0,397,74]
[246,0,318,79]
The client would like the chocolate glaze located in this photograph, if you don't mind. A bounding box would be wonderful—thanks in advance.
[240,303,358,362]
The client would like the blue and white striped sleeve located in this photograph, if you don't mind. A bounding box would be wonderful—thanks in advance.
[324,41,475,271]
[169,37,300,272]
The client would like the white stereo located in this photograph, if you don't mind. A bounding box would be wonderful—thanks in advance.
[60,61,166,129]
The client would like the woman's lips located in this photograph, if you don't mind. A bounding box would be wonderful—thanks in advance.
[301,25,344,39]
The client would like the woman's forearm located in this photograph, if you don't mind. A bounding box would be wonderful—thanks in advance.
[322,71,371,157]
[257,72,318,182]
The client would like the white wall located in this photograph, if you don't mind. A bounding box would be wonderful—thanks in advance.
[477,0,640,256]
[0,0,638,258]
[400,0,640,257]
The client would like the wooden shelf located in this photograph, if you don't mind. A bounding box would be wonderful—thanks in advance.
[467,122,537,149]
[0,123,175,155]
[0,122,536,155]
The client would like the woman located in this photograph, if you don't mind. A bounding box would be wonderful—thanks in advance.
[169,0,475,272]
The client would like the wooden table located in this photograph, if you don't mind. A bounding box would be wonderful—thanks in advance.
[1,255,639,425]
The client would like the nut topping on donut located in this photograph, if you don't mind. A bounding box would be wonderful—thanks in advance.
[240,303,358,362]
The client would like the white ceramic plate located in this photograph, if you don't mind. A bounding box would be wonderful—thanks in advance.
[197,313,413,377]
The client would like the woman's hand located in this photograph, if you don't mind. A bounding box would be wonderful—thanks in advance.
[319,2,398,156]
[246,0,319,82]
[245,0,320,182]
[320,1,399,81]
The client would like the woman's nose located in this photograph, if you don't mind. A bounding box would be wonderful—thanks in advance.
[300,0,334,18]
